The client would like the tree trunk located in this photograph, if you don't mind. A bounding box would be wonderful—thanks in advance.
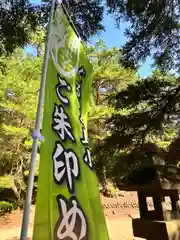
[37,43,41,57]
[107,0,113,7]
[99,165,108,196]
[101,166,108,191]
[96,88,100,105]
[95,81,100,105]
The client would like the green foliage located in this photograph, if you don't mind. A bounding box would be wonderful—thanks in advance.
[2,36,179,198]
[24,154,40,177]
[87,40,139,186]
[62,0,104,41]
[106,72,179,150]
[100,70,180,185]
[0,176,14,189]
[0,0,41,55]
[0,0,104,56]
[0,201,16,216]
[88,40,138,105]
[0,49,42,176]
[108,0,180,72]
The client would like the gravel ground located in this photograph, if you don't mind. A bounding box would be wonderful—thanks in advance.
[0,193,144,240]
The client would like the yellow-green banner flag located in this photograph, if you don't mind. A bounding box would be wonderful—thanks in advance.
[33,3,109,240]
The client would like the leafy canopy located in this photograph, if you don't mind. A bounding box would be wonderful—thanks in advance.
[0,0,104,55]
[0,49,42,176]
[108,0,180,72]
[101,70,180,184]
[87,40,139,182]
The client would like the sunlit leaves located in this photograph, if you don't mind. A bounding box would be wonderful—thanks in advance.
[0,50,42,175]
[108,0,180,72]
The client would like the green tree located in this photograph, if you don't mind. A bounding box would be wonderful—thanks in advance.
[61,0,104,41]
[0,0,40,55]
[88,40,138,105]
[0,0,104,55]
[87,40,138,192]
[108,0,180,72]
[29,27,45,57]
[103,70,180,185]
[0,50,42,179]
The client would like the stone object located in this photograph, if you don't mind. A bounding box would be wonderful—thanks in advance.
[118,164,180,240]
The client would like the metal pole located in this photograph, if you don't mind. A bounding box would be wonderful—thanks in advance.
[20,0,56,239]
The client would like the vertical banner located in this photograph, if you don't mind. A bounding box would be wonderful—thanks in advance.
[33,3,109,240]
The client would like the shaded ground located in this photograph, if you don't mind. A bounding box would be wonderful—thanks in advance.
[0,192,143,240]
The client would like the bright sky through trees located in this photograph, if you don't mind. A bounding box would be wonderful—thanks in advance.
[27,0,153,77]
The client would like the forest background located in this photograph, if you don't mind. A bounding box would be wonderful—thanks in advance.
[0,0,179,213]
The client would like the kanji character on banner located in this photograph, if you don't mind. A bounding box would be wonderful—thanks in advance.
[56,74,72,105]
[52,141,80,193]
[52,104,75,142]
[83,148,93,170]
[54,195,88,240]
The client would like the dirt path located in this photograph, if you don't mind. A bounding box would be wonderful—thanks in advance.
[0,193,143,239]
[0,208,139,240]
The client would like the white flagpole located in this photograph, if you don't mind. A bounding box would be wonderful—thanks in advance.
[20,0,56,239]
